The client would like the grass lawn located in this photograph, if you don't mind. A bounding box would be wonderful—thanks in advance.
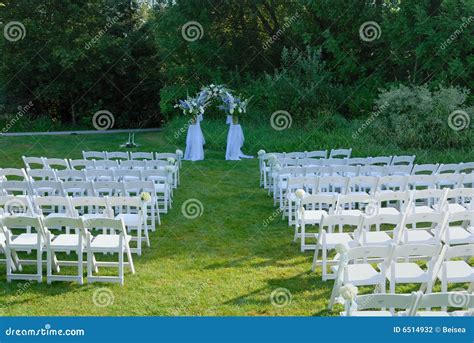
[0,126,472,316]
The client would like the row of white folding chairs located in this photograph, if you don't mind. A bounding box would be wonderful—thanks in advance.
[278,173,473,212]
[327,242,473,310]
[259,148,353,160]
[294,189,473,250]
[340,290,473,316]
[0,178,170,217]
[82,150,183,163]
[0,214,138,285]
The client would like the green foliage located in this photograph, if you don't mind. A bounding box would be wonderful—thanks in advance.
[374,84,473,149]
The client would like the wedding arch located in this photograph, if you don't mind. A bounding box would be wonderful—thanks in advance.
[175,84,252,161]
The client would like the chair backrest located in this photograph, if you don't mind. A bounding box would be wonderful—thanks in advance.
[435,173,462,189]
[373,190,410,213]
[82,217,125,235]
[351,292,418,313]
[27,169,57,181]
[305,166,332,177]
[285,152,306,159]
[31,181,64,197]
[461,172,474,188]
[1,180,32,195]
[323,158,347,166]
[123,180,156,196]
[346,176,378,194]
[141,169,168,183]
[287,177,317,194]
[336,193,372,212]
[411,163,439,175]
[2,215,46,240]
[437,163,460,174]
[332,165,360,177]
[92,181,126,197]
[346,244,394,262]
[85,169,114,181]
[130,152,154,160]
[69,159,95,170]
[406,174,436,190]
[61,181,95,197]
[70,196,110,218]
[43,158,69,170]
[155,152,178,160]
[444,244,474,260]
[329,148,352,159]
[119,160,146,170]
[43,216,85,238]
[305,150,327,159]
[458,162,474,174]
[22,156,46,169]
[362,213,404,231]
[368,156,392,166]
[317,176,348,194]
[301,158,323,167]
[0,168,28,181]
[94,160,119,170]
[409,188,447,208]
[82,151,106,160]
[392,243,441,259]
[385,165,412,176]
[113,169,141,182]
[34,195,74,216]
[376,175,408,191]
[359,165,386,177]
[346,158,368,166]
[145,160,168,169]
[301,194,337,212]
[415,292,474,312]
[0,195,34,215]
[404,211,446,228]
[391,155,415,166]
[55,169,86,182]
[320,214,362,233]
[106,151,129,161]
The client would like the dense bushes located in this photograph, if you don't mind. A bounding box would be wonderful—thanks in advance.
[373,84,472,149]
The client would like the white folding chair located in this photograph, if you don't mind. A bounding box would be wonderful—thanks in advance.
[385,165,412,176]
[312,214,362,278]
[70,197,111,221]
[34,195,75,218]
[323,158,347,166]
[113,169,141,182]
[155,152,178,160]
[285,152,306,159]
[31,181,64,197]
[301,158,323,167]
[27,169,57,181]
[441,188,473,214]
[69,159,95,170]
[407,174,436,190]
[329,148,352,159]
[106,151,129,161]
[437,244,473,293]
[376,176,408,192]
[412,164,439,175]
[359,213,405,247]
[440,211,474,246]
[43,158,69,170]
[332,165,360,177]
[1,180,32,196]
[120,160,146,170]
[391,155,415,166]
[296,194,337,252]
[141,169,171,213]
[130,152,154,160]
[92,181,126,197]
[106,196,149,255]
[43,216,85,284]
[285,177,317,226]
[55,169,86,182]
[82,151,105,160]
[306,150,327,159]
[305,166,332,177]
[145,160,168,169]
[94,160,119,170]
[0,195,35,217]
[409,189,448,215]
[387,243,443,293]
[368,156,392,166]
[435,173,462,189]
[1,215,46,282]
[437,163,460,174]
[461,173,474,188]
[346,158,368,166]
[316,176,348,195]
[347,176,378,195]
[342,291,419,317]
[85,169,114,182]
[123,180,161,228]
[328,244,394,309]
[22,156,46,170]
[0,168,29,181]
[459,162,474,174]
[83,217,135,285]
[335,194,373,216]
[412,292,474,316]
[373,191,409,216]
[400,212,447,245]
[61,181,95,197]
[359,165,386,177]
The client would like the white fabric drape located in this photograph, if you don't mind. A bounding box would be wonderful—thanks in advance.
[184,114,205,161]
[225,123,253,160]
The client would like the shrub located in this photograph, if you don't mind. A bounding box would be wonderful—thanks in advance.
[373,84,472,149]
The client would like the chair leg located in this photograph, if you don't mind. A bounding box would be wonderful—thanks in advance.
[125,243,135,274]
[311,245,320,272]
[36,248,42,283]
[119,248,124,286]
[78,248,83,285]
[47,248,52,284]
[328,279,342,310]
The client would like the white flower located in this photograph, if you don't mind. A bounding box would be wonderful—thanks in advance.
[140,192,151,202]
[257,149,266,156]
[335,243,348,255]
[165,165,174,173]
[339,284,358,301]
[230,108,234,114]
[167,157,176,164]
[272,163,282,172]
[295,189,306,199]
[175,149,183,158]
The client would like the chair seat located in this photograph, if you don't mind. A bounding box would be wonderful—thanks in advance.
[90,234,131,250]
[440,226,474,244]
[82,213,109,220]
[378,207,400,215]
[339,209,363,216]
[390,263,429,283]
[51,234,83,248]
[115,214,141,227]
[438,261,474,283]
[412,206,434,214]
[323,233,353,246]
[154,184,167,192]
[401,230,437,244]
[451,310,473,317]
[11,233,41,247]
[45,212,71,219]
[332,264,382,285]
[362,232,393,245]
[0,232,5,244]
[445,203,467,214]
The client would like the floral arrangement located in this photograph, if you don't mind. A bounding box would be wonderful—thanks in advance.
[175,149,183,159]
[140,192,151,202]
[200,84,229,99]
[335,243,349,255]
[219,91,251,115]
[167,157,176,165]
[175,93,208,117]
[257,149,266,157]
[295,189,306,199]
[339,284,358,301]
